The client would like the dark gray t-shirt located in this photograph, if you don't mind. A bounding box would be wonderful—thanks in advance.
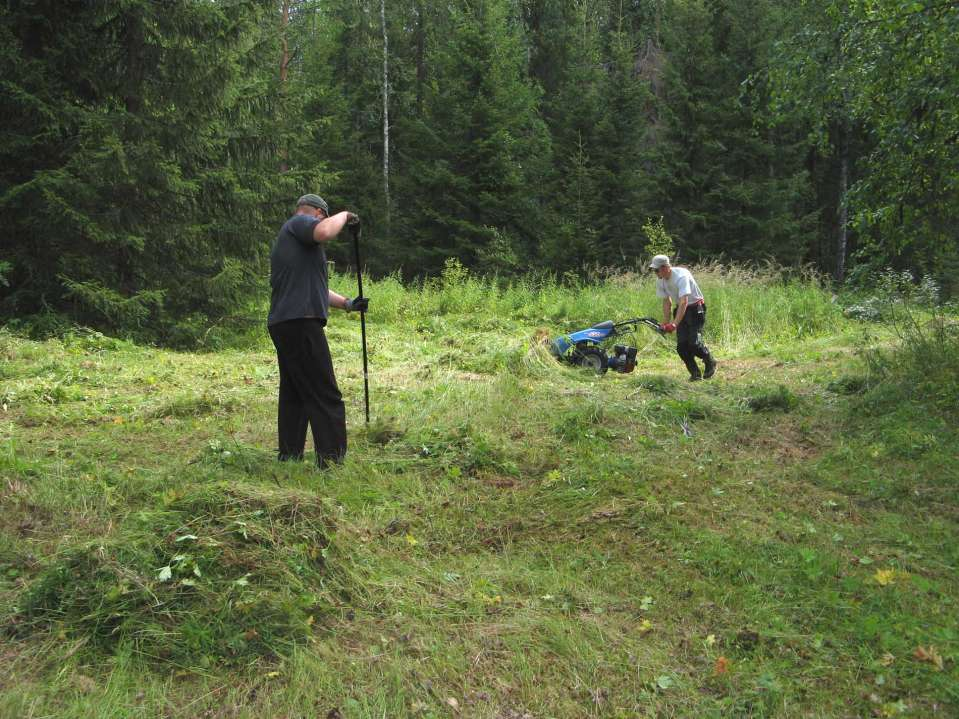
[268,213,328,327]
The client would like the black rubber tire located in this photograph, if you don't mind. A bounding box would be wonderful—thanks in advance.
[571,345,608,375]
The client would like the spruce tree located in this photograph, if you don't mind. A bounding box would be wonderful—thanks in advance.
[394,0,551,275]
[0,0,301,340]
[639,0,817,265]
[530,0,609,272]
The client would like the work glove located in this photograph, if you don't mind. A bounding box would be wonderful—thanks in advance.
[660,322,676,333]
[346,212,361,226]
[345,296,369,313]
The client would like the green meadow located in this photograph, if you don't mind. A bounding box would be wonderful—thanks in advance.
[1,265,957,718]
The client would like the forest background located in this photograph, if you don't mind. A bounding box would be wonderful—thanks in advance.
[1,0,958,343]
[3,3,959,715]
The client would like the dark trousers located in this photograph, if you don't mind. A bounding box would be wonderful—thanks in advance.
[675,303,713,377]
[268,318,347,465]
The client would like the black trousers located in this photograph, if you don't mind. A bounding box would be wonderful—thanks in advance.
[675,303,713,377]
[268,318,347,465]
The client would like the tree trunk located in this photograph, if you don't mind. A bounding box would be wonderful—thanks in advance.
[123,8,143,114]
[415,0,426,114]
[280,1,289,85]
[836,119,848,283]
[381,0,391,232]
[279,0,290,173]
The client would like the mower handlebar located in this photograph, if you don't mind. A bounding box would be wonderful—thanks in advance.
[614,317,667,336]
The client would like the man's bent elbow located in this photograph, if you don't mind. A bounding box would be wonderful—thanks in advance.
[313,224,336,243]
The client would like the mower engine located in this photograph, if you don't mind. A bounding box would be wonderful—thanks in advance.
[608,344,639,373]
[549,317,664,376]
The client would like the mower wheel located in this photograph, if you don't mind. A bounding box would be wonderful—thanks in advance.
[571,346,608,375]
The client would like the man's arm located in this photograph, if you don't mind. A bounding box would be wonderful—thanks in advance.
[328,290,348,310]
[328,290,368,312]
[673,295,689,326]
[662,297,672,324]
[313,212,358,243]
[672,272,695,325]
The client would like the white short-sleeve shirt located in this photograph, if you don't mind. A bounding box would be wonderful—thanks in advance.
[656,266,704,305]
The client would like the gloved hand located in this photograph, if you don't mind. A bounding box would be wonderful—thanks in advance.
[660,322,676,333]
[346,212,361,226]
[345,296,369,313]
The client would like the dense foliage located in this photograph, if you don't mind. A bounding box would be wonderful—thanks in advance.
[1,0,957,338]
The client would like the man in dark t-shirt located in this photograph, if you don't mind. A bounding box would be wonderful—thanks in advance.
[267,194,367,466]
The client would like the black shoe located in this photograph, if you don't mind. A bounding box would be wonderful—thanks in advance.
[704,356,717,379]
[689,373,702,382]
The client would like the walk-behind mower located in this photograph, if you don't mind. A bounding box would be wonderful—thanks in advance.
[549,317,665,375]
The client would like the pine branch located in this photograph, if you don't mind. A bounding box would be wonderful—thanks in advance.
[854,0,959,28]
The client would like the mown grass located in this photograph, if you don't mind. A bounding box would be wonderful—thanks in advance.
[1,266,957,718]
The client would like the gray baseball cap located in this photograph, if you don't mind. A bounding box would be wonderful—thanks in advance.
[649,254,670,269]
[297,194,329,214]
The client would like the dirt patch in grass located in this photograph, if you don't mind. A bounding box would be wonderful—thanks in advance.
[482,475,519,490]
[712,357,784,381]
[753,427,819,462]
[725,415,827,465]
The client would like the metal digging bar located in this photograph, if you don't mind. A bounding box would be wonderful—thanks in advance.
[350,223,370,424]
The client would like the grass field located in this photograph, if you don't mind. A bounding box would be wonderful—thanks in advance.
[1,266,957,718]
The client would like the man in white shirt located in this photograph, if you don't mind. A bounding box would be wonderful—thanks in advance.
[649,254,717,381]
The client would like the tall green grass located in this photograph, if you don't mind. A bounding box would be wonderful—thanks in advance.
[852,272,959,420]
[308,259,845,355]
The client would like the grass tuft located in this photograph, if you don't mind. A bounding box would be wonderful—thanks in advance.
[743,384,799,412]
[827,373,871,395]
[7,483,340,667]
